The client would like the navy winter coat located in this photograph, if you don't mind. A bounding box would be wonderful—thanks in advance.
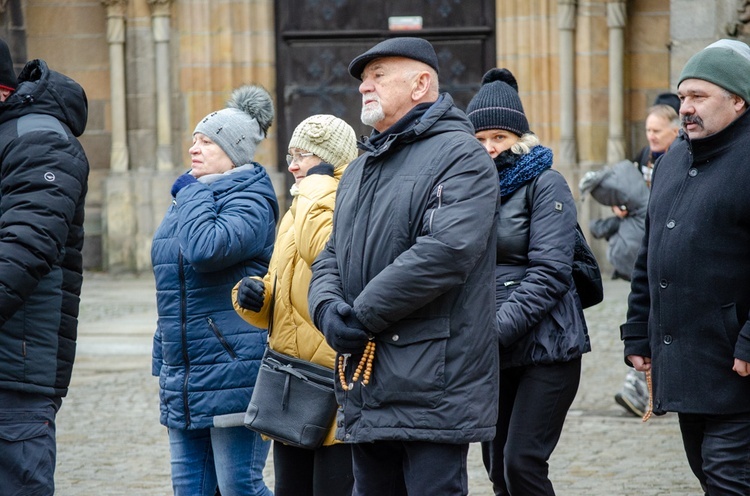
[309,94,500,444]
[495,168,590,368]
[622,108,750,415]
[151,165,279,429]
[0,59,89,398]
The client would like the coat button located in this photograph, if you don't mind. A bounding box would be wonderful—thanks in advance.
[345,433,351,440]
[666,220,676,229]
[659,279,668,289]
[689,168,698,177]
[392,334,399,341]
[663,334,673,345]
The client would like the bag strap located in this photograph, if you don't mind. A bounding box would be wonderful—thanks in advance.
[267,275,278,339]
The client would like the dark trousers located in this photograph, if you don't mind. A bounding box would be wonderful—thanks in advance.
[482,359,581,496]
[0,389,61,496]
[679,412,750,496]
[273,440,354,496]
[351,440,469,496]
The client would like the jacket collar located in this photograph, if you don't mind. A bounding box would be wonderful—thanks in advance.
[688,107,750,163]
[358,93,452,156]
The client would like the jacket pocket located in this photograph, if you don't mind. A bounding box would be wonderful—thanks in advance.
[0,412,55,487]
[206,317,238,359]
[362,317,449,409]
[721,303,741,348]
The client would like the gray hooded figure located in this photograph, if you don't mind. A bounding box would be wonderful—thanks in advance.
[580,160,650,280]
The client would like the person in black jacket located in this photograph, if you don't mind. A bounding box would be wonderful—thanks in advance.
[308,37,499,495]
[466,68,590,496]
[622,39,750,495]
[581,103,679,418]
[0,38,89,494]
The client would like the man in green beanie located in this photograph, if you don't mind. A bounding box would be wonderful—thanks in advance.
[621,39,750,495]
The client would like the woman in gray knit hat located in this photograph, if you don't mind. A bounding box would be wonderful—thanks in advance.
[233,114,358,496]
[466,68,590,496]
[151,84,279,496]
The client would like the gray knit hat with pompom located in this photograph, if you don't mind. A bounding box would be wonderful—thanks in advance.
[193,85,275,167]
[466,68,530,136]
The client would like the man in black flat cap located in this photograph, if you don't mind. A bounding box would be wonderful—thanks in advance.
[0,38,89,494]
[309,36,500,494]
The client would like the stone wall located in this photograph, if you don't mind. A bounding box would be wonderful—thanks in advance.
[6,0,745,273]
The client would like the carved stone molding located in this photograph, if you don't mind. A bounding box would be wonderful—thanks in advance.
[727,0,750,37]
[607,0,626,29]
[147,0,172,17]
[0,0,9,15]
[101,0,127,17]
[558,0,577,31]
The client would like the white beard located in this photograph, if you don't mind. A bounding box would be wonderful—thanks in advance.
[361,99,385,127]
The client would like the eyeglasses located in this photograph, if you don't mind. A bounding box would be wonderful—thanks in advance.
[286,152,314,165]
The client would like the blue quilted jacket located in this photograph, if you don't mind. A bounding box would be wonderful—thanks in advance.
[151,164,279,429]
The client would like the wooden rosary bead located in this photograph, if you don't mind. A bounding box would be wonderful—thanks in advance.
[642,369,653,422]
[338,340,376,390]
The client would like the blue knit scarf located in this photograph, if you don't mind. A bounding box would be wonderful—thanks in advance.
[496,145,554,197]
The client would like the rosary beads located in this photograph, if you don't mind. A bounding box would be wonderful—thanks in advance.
[338,340,376,391]
[642,369,653,422]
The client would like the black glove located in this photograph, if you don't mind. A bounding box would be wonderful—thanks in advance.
[171,172,198,197]
[306,163,334,177]
[237,277,265,312]
[317,302,370,354]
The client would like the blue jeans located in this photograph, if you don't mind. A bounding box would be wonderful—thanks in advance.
[168,426,273,496]
[0,390,60,496]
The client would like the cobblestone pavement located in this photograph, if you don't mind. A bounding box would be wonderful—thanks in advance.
[55,272,703,495]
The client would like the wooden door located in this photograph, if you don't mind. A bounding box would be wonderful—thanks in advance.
[275,0,496,196]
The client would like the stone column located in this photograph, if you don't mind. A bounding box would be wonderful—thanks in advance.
[148,0,174,172]
[102,0,130,172]
[607,0,627,164]
[101,0,136,272]
[557,0,577,170]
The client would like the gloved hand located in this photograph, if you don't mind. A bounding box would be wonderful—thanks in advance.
[237,277,265,312]
[171,172,198,197]
[306,163,334,178]
[317,302,370,354]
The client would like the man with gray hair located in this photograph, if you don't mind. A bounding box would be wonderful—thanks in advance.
[621,39,750,495]
[309,37,499,494]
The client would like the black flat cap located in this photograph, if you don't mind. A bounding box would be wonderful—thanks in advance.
[348,37,439,80]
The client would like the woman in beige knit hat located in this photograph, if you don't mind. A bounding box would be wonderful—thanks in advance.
[233,114,358,495]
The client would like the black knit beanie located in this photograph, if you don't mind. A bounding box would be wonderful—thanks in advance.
[466,68,530,136]
[0,38,17,92]
[654,93,680,114]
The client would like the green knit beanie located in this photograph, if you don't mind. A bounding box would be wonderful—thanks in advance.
[679,45,750,103]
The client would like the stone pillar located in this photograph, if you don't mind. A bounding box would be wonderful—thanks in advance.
[102,0,130,172]
[101,0,137,272]
[606,0,627,164]
[558,0,577,170]
[148,0,174,172]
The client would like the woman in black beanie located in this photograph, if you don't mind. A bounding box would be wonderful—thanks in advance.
[466,69,590,496]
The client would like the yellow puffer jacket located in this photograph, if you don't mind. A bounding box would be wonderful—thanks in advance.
[233,165,344,446]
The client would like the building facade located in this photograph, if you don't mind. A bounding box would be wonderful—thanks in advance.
[0,0,745,272]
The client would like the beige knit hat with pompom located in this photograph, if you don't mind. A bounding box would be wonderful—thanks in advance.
[288,114,357,169]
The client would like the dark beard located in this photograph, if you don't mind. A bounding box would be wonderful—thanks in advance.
[493,149,519,171]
